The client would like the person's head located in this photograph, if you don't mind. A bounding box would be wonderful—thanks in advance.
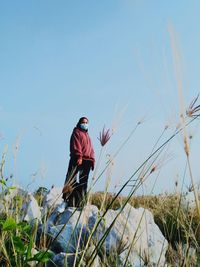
[76,117,89,131]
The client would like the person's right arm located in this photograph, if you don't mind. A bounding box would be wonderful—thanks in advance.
[70,131,83,165]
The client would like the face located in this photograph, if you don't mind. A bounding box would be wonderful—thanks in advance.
[81,118,88,124]
[79,118,89,131]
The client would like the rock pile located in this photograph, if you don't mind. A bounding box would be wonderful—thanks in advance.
[1,187,169,266]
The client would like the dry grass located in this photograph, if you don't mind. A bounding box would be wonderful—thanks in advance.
[90,191,200,265]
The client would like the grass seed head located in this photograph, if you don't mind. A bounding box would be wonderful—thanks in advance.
[186,94,200,118]
[98,126,111,146]
[184,136,190,156]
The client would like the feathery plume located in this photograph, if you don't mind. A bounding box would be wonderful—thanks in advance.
[98,126,111,146]
[186,94,200,118]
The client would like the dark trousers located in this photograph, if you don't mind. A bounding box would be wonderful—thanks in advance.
[63,157,92,207]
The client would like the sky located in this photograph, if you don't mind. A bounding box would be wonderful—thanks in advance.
[0,0,200,196]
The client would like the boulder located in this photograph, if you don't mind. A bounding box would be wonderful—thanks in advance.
[181,191,196,211]
[44,203,168,267]
[43,186,63,210]
[23,193,41,222]
[0,187,41,222]
[103,203,168,266]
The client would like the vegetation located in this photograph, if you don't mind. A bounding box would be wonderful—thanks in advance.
[90,191,200,266]
[0,95,200,266]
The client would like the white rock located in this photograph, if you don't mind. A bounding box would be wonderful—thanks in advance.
[103,203,168,267]
[0,187,41,222]
[181,191,196,210]
[56,204,99,228]
[23,193,41,222]
[57,202,67,213]
[44,203,168,266]
[43,187,63,209]
[120,250,145,267]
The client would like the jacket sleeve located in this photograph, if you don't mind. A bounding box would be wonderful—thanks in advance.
[70,130,82,158]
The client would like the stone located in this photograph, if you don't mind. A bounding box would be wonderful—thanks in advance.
[99,203,168,266]
[181,191,196,210]
[0,187,41,222]
[44,203,168,266]
[23,193,41,222]
[43,186,63,210]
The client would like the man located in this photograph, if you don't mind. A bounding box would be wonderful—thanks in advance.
[62,117,95,207]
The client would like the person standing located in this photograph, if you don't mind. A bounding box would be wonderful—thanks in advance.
[62,117,95,207]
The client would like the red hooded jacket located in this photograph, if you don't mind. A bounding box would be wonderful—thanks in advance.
[70,127,95,163]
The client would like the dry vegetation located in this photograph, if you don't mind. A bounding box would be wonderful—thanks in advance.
[90,191,200,266]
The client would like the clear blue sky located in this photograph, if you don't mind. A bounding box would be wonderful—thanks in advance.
[0,0,200,195]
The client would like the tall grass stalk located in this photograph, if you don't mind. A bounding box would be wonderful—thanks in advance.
[137,125,168,184]
[169,24,200,218]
